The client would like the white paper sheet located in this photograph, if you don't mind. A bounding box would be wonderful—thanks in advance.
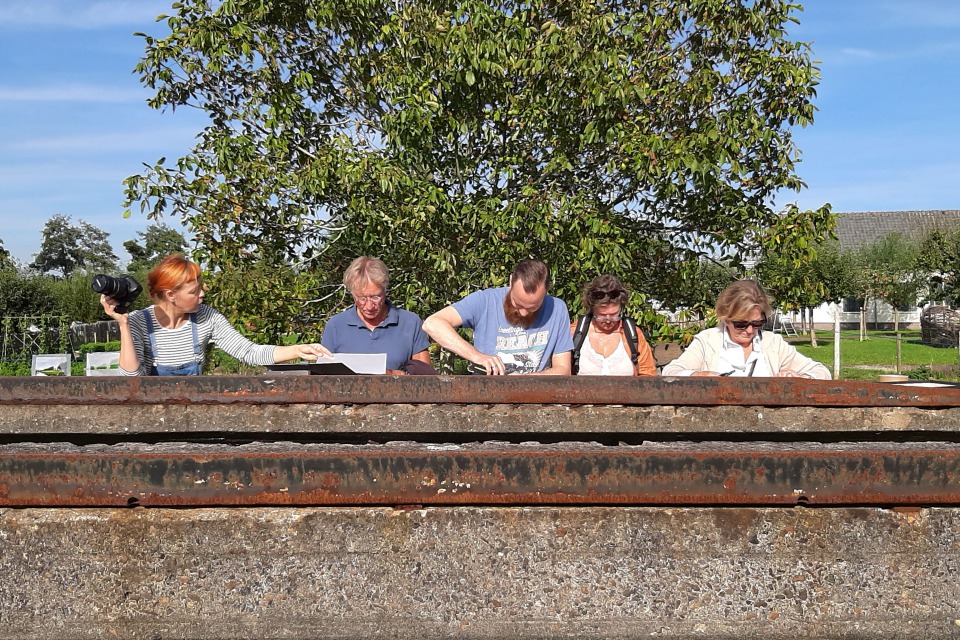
[317,353,387,375]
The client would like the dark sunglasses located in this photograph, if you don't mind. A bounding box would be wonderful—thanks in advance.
[588,287,626,304]
[730,317,766,330]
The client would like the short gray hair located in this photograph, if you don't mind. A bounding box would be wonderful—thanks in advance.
[343,256,390,292]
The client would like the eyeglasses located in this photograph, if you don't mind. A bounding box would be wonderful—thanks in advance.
[730,317,766,330]
[353,293,384,304]
[593,313,622,322]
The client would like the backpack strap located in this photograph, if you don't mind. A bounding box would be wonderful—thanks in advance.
[571,313,592,375]
[621,317,641,369]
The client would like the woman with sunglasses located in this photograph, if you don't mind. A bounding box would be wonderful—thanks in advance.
[662,279,830,379]
[570,275,656,376]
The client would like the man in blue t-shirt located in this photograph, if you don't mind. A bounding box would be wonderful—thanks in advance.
[422,259,573,375]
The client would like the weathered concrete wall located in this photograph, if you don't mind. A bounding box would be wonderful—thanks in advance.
[3,403,960,436]
[1,506,958,639]
[3,376,960,638]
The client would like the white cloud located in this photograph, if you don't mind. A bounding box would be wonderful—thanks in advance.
[838,48,880,61]
[6,127,200,153]
[0,1,168,29]
[0,83,145,103]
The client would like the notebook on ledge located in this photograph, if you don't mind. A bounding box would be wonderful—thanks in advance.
[264,353,387,375]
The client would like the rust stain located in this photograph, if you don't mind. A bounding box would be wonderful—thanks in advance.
[3,376,960,408]
[1,446,959,508]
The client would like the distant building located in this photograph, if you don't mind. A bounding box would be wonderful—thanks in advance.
[808,210,960,329]
[835,210,960,251]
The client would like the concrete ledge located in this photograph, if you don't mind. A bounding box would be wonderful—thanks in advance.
[4,403,960,436]
[1,506,958,639]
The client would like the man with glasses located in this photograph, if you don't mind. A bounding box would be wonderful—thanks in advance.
[423,259,574,375]
[662,279,830,379]
[321,256,434,374]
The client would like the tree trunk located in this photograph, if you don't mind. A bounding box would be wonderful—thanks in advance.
[860,299,867,341]
[808,307,818,347]
[895,307,901,374]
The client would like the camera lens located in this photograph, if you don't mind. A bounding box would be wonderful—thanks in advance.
[91,274,129,298]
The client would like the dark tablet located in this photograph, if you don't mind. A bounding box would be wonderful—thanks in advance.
[263,362,357,375]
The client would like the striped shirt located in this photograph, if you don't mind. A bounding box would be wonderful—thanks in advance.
[121,304,276,376]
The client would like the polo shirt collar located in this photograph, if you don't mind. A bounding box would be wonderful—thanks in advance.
[347,301,398,329]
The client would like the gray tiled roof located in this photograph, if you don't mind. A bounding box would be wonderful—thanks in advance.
[835,210,960,250]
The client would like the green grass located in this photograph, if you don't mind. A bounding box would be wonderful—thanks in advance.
[789,329,960,380]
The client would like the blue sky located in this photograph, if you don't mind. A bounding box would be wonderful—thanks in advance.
[1,1,958,267]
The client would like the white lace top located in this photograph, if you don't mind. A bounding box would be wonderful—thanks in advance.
[578,333,634,376]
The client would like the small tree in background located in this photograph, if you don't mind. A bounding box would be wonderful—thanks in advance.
[859,233,925,373]
[754,206,838,346]
[917,228,960,306]
[30,215,118,277]
[0,237,10,270]
[0,270,58,318]
[124,223,189,273]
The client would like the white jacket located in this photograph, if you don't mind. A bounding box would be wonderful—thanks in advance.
[662,327,831,379]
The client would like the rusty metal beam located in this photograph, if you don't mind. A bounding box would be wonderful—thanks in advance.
[2,375,960,407]
[2,443,959,507]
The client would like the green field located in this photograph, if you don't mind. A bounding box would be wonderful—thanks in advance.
[789,329,960,381]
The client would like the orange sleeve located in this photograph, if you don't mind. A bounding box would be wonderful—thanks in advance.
[633,331,658,376]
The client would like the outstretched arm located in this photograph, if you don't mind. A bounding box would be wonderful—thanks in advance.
[273,343,332,363]
[423,306,505,375]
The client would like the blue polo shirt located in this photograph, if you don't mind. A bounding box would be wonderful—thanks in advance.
[321,302,431,370]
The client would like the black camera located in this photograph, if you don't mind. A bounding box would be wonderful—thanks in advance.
[91,274,143,313]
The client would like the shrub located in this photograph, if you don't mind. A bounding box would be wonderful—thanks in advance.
[0,361,30,376]
[76,341,121,356]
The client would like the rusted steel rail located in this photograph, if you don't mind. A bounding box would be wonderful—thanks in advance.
[2,442,959,507]
[3,375,960,407]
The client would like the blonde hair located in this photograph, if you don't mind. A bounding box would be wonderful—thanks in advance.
[714,280,773,322]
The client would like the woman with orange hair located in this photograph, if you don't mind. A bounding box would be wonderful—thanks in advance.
[99,254,329,376]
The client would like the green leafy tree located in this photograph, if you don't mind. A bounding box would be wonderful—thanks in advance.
[754,206,840,345]
[918,228,960,305]
[660,258,738,320]
[859,233,925,372]
[52,272,140,324]
[0,237,10,270]
[30,215,118,277]
[860,233,925,323]
[810,240,859,319]
[124,223,189,272]
[0,270,58,318]
[755,209,860,347]
[125,0,831,342]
